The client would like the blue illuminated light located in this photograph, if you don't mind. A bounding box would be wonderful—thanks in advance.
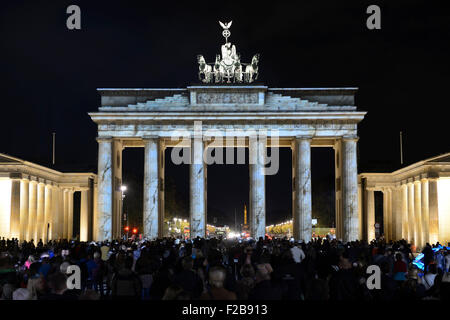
[412,245,450,270]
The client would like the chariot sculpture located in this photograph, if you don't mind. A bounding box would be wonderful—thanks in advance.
[197,21,260,84]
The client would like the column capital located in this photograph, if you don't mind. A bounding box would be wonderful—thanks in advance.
[342,135,359,142]
[295,135,313,141]
[142,135,160,141]
[96,136,113,143]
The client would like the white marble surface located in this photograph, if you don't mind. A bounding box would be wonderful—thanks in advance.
[294,137,312,242]
[97,138,113,241]
[342,138,359,242]
[249,137,266,239]
[143,137,160,239]
[190,138,206,238]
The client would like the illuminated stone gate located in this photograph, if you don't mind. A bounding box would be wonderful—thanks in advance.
[89,86,366,242]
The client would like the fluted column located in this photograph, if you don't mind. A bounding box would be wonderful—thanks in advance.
[366,189,375,241]
[27,181,38,241]
[342,136,359,242]
[392,186,402,240]
[93,183,98,240]
[97,137,113,241]
[43,185,53,243]
[249,135,266,239]
[401,184,409,240]
[80,189,89,241]
[36,182,45,242]
[382,189,388,240]
[62,189,68,239]
[387,188,393,240]
[414,181,422,248]
[407,182,415,245]
[19,179,29,241]
[143,136,161,239]
[428,178,439,244]
[67,190,74,239]
[9,179,21,239]
[190,136,206,238]
[293,137,311,242]
[51,187,62,240]
[421,179,429,245]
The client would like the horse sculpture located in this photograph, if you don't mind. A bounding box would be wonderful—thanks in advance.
[197,55,213,83]
[213,54,223,83]
[244,54,260,83]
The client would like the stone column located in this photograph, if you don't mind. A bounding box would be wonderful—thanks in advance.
[9,179,21,240]
[93,182,98,240]
[51,187,62,240]
[19,179,29,241]
[401,184,409,240]
[421,179,429,245]
[293,136,311,242]
[28,181,38,241]
[67,190,74,239]
[190,136,206,238]
[414,181,422,248]
[249,135,266,240]
[357,181,363,240]
[80,189,89,242]
[342,136,359,242]
[97,137,113,241]
[407,182,415,245]
[366,189,375,241]
[36,182,45,241]
[62,189,68,239]
[392,186,402,241]
[334,140,343,240]
[428,178,439,244]
[143,136,161,239]
[43,185,52,243]
[387,188,393,240]
[382,189,388,240]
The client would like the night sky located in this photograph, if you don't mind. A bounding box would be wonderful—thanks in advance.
[1,1,449,229]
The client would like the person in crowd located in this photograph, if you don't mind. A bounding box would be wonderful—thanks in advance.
[12,288,31,300]
[40,272,78,300]
[111,255,142,299]
[201,266,236,300]
[422,263,438,291]
[174,256,203,299]
[398,268,426,300]
[0,235,449,301]
[393,252,408,282]
[248,263,281,300]
[235,263,255,300]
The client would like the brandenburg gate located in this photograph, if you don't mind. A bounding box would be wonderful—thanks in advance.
[89,21,366,242]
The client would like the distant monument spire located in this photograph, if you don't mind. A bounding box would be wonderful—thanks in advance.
[244,204,247,225]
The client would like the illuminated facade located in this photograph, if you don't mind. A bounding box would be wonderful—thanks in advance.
[359,153,450,247]
[0,153,96,242]
[90,86,366,242]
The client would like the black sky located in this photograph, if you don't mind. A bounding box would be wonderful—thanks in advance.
[1,1,449,228]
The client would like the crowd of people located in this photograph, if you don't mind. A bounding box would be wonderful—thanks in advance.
[0,235,449,301]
